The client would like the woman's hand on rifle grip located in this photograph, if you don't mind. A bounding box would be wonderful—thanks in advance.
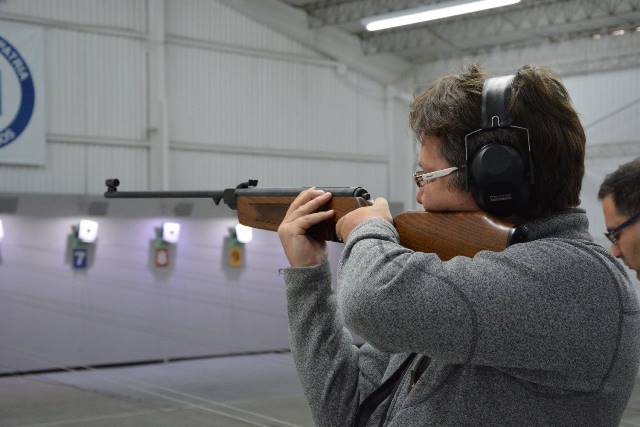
[278,188,335,268]
[336,197,393,243]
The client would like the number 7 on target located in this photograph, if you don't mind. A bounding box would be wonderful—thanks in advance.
[72,248,88,269]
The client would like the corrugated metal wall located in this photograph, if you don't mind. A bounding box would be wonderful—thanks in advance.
[0,143,149,194]
[167,42,388,192]
[563,68,640,148]
[0,0,391,198]
[0,0,146,32]
[0,0,149,194]
[166,0,390,195]
[40,28,146,139]
[0,0,394,371]
[166,0,319,56]
[166,46,384,153]
[170,150,388,191]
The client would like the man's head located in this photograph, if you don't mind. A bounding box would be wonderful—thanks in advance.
[598,158,640,278]
[409,64,585,219]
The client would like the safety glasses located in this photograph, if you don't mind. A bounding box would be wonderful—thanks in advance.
[605,211,640,244]
[413,166,462,188]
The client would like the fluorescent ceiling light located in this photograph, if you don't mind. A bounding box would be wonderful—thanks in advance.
[363,0,521,31]
[78,219,99,243]
[235,224,253,244]
[163,222,181,244]
[0,220,4,241]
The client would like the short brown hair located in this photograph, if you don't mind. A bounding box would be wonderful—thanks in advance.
[409,64,585,219]
[598,158,640,216]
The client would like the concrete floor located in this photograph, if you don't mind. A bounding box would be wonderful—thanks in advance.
[0,353,314,427]
[2,353,640,426]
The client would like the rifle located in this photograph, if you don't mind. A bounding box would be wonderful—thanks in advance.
[104,178,518,260]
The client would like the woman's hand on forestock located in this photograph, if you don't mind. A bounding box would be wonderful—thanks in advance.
[278,188,335,268]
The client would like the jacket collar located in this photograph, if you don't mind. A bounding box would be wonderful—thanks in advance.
[514,208,592,242]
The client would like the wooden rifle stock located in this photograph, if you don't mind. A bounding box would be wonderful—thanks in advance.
[104,179,516,260]
[237,194,515,260]
[393,211,514,260]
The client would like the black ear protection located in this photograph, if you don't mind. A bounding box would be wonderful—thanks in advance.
[464,74,535,217]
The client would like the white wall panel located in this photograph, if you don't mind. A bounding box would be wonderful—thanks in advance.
[563,67,640,147]
[389,99,416,210]
[46,30,87,136]
[168,46,387,157]
[167,0,320,58]
[0,142,85,193]
[0,0,146,33]
[84,34,147,140]
[45,30,147,140]
[355,78,387,155]
[170,150,389,198]
[0,142,147,194]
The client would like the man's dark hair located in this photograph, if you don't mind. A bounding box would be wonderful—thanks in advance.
[598,158,640,216]
[409,64,586,219]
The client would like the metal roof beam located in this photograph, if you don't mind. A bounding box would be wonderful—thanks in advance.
[217,0,412,85]
[362,0,640,55]
[410,30,640,88]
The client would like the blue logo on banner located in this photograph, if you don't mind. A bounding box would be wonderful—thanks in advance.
[0,34,35,149]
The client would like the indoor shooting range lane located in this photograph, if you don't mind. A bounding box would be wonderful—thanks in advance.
[1,0,640,425]
[0,353,314,427]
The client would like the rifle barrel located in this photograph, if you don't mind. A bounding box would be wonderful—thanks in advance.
[104,178,370,206]
[104,178,227,204]
[104,190,224,199]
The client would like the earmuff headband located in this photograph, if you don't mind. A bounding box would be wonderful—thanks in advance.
[481,75,515,129]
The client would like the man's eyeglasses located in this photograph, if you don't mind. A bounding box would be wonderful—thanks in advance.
[605,211,640,244]
[414,166,462,188]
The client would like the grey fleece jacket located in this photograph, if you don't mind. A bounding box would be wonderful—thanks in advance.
[283,210,640,426]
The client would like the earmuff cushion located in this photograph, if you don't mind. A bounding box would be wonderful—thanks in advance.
[469,143,530,216]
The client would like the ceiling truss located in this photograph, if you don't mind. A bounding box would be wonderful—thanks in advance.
[285,0,640,62]
[361,0,640,59]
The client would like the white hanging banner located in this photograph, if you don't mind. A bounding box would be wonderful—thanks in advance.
[0,22,45,165]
